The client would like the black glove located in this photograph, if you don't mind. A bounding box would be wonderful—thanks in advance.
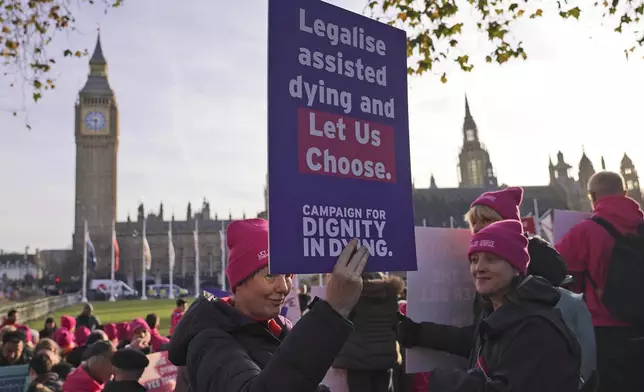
[397,311,421,348]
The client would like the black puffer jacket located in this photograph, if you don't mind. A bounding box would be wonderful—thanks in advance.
[428,276,581,392]
[333,274,403,370]
[168,293,353,392]
[400,235,570,357]
[75,314,101,331]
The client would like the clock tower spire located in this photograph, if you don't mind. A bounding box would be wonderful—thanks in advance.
[73,33,119,276]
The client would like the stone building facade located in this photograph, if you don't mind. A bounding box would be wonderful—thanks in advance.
[413,97,643,227]
[113,199,234,288]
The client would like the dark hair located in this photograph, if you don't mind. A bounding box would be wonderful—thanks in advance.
[86,330,107,346]
[82,340,113,360]
[145,313,159,329]
[44,317,54,325]
[30,352,54,375]
[51,362,73,380]
[7,309,17,317]
[176,299,186,307]
[3,330,25,344]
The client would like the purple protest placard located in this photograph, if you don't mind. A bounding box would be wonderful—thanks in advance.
[267,0,416,274]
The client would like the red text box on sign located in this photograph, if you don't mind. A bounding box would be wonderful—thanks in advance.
[297,108,396,183]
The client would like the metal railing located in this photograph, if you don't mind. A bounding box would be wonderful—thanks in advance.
[0,294,79,323]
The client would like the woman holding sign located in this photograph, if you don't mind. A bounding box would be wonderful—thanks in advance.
[403,220,581,392]
[168,218,370,392]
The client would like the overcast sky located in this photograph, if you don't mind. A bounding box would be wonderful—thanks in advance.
[1,0,642,251]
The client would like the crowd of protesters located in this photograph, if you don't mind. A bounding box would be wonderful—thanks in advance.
[0,299,187,392]
[0,170,641,392]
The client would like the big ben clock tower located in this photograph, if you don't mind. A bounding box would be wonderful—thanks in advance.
[72,33,119,275]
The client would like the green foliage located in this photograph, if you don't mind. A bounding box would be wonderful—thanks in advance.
[367,0,644,83]
[0,0,122,117]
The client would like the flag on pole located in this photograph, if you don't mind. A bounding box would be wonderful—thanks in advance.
[194,220,201,298]
[194,223,199,253]
[169,223,175,271]
[540,209,554,243]
[86,230,97,270]
[112,228,120,272]
[219,228,226,289]
[143,236,152,270]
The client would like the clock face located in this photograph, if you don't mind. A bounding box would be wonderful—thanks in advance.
[84,111,106,131]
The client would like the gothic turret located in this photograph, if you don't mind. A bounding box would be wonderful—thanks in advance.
[578,147,595,191]
[462,95,479,145]
[430,174,437,189]
[80,33,113,96]
[549,155,556,184]
[554,151,572,180]
[621,153,642,204]
[457,95,496,189]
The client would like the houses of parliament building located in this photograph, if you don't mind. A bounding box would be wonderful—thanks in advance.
[412,97,643,228]
[41,35,643,286]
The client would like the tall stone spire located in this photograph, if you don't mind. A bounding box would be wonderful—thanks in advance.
[89,31,107,76]
[601,156,606,170]
[430,174,437,189]
[578,146,595,192]
[81,31,112,96]
[462,94,479,143]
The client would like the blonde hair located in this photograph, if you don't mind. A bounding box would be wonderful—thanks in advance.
[464,204,503,230]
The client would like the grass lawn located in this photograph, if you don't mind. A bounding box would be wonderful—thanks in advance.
[26,298,193,336]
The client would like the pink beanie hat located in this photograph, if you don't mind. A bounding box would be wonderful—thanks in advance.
[226,219,269,290]
[468,220,530,274]
[60,315,76,331]
[129,318,150,339]
[16,325,32,343]
[75,326,91,346]
[55,328,74,348]
[103,323,118,341]
[116,322,130,341]
[471,187,524,221]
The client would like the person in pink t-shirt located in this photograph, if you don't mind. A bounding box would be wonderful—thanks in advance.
[169,299,187,336]
[145,313,170,352]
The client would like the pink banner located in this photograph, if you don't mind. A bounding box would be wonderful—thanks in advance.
[139,351,178,392]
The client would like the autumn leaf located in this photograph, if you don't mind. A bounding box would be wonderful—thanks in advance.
[1,0,123,128]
